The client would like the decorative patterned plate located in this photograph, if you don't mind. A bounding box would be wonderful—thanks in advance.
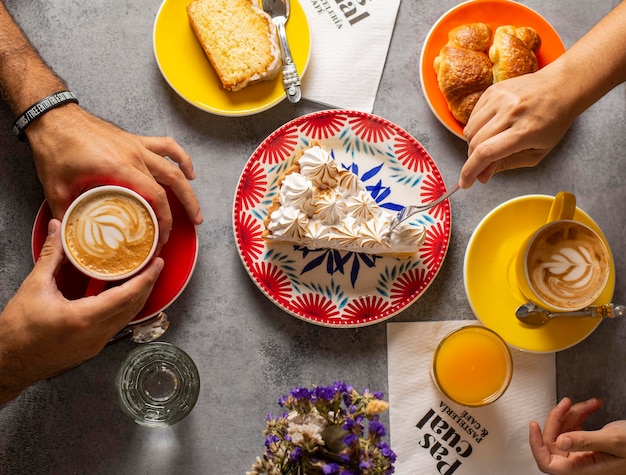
[420,0,566,139]
[464,195,615,353]
[233,110,452,327]
[153,0,310,116]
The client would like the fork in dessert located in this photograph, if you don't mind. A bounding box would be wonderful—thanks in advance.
[391,183,460,229]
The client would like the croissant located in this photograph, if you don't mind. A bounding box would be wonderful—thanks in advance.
[434,23,493,125]
[490,26,541,82]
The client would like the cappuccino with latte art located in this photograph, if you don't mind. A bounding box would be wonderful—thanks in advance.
[524,221,610,311]
[62,186,158,280]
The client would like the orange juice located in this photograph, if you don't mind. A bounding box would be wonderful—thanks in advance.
[432,326,513,407]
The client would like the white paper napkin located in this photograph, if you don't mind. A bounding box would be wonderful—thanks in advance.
[387,321,556,475]
[298,0,401,112]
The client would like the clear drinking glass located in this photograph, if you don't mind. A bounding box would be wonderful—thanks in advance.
[431,326,513,407]
[115,342,200,427]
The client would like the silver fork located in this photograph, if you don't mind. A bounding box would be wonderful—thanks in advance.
[391,183,460,229]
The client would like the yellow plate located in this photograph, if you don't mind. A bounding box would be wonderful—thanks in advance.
[464,195,615,353]
[153,0,311,116]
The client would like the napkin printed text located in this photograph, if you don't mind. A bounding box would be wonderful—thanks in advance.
[307,0,372,28]
[413,401,491,475]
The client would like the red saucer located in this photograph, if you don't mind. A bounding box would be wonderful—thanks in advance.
[31,187,198,323]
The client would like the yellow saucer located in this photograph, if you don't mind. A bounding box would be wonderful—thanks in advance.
[153,0,311,116]
[464,195,615,353]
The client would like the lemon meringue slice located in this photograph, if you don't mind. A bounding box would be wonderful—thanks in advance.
[263,142,426,256]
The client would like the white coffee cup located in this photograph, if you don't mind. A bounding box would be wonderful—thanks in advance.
[61,185,159,281]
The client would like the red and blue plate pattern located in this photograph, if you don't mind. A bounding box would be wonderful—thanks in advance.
[233,110,452,327]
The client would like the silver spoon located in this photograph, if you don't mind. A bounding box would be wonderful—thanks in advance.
[106,311,170,346]
[515,302,625,326]
[391,183,460,230]
[262,0,301,103]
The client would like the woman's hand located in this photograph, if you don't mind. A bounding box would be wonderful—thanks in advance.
[530,397,626,475]
[460,68,576,188]
[459,1,626,189]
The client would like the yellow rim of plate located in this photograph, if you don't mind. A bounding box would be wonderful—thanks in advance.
[464,195,615,353]
[153,0,311,116]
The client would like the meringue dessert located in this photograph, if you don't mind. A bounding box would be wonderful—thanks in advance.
[263,143,426,256]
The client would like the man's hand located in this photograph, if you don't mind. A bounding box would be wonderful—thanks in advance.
[0,219,163,404]
[26,105,203,247]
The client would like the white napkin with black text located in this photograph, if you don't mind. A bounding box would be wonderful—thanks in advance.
[387,321,556,475]
[299,0,401,112]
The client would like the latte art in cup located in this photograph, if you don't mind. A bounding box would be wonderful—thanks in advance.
[62,187,158,280]
[525,221,610,310]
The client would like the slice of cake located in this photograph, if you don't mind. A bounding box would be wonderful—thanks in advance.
[263,143,426,256]
[186,0,281,92]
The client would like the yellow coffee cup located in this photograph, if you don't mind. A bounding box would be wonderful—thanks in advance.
[515,192,610,312]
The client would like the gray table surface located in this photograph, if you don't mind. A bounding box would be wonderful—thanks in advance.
[0,0,624,473]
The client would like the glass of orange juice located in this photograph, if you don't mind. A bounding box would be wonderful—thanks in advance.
[431,325,513,407]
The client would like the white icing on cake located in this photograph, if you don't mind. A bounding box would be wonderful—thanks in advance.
[264,145,426,255]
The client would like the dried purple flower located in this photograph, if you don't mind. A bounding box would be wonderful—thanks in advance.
[289,446,303,462]
[343,433,358,446]
[323,463,341,474]
[248,383,395,475]
[369,420,387,437]
[313,386,336,402]
[378,442,397,462]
